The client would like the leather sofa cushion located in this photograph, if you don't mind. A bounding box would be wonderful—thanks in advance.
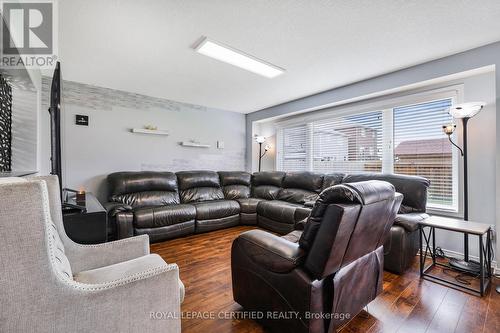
[219,171,251,186]
[108,171,178,196]
[342,173,429,213]
[219,171,251,199]
[107,171,180,208]
[275,172,323,204]
[237,198,264,214]
[176,171,221,190]
[112,191,180,208]
[251,171,285,200]
[257,200,304,223]
[223,185,250,200]
[196,215,240,233]
[252,171,285,187]
[194,200,240,220]
[133,204,196,228]
[277,188,319,205]
[177,171,225,203]
[180,187,224,203]
[135,221,195,243]
[322,173,346,190]
[252,185,281,200]
[282,172,324,192]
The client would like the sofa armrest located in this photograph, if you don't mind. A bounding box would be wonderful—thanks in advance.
[103,201,133,216]
[103,202,134,240]
[295,218,308,230]
[67,256,182,332]
[394,212,429,232]
[74,253,168,283]
[115,211,135,239]
[234,230,305,273]
[66,234,150,273]
[295,207,312,222]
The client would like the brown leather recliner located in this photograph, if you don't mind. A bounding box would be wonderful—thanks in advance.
[231,180,403,333]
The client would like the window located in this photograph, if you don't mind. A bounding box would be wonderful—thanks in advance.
[312,111,383,173]
[280,125,308,171]
[393,99,454,209]
[276,97,457,211]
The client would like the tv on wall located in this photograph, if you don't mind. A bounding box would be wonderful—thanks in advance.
[48,62,63,191]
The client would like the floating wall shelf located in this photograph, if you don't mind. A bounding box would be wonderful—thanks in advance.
[131,128,169,136]
[180,141,211,148]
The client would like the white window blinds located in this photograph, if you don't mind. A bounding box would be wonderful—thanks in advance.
[278,125,309,171]
[276,97,457,211]
[312,111,383,173]
[393,99,454,209]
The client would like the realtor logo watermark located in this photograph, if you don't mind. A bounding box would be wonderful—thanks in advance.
[1,0,58,69]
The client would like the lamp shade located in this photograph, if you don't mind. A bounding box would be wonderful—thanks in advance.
[449,102,485,119]
[255,136,266,144]
[442,124,456,135]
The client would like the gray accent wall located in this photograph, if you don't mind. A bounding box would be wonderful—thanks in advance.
[11,87,38,171]
[246,41,500,269]
[41,79,246,201]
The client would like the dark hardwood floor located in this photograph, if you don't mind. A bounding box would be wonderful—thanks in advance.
[150,226,500,333]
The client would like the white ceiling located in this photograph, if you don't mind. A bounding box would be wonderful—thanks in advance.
[59,0,500,114]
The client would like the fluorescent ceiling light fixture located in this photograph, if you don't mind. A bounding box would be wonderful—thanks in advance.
[194,37,285,78]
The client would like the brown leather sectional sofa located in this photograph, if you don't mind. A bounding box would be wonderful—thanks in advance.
[103,170,429,274]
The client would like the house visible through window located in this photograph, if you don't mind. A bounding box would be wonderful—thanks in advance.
[312,111,383,173]
[276,97,457,211]
[393,99,454,209]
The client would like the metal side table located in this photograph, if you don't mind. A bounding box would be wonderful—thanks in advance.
[419,215,492,296]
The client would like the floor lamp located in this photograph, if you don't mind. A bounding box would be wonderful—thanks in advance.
[442,102,485,275]
[255,135,270,172]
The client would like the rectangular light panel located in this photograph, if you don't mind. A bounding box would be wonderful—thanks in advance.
[195,37,285,78]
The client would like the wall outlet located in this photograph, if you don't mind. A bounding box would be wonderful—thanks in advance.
[217,141,224,149]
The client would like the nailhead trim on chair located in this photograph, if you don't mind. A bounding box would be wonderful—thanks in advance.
[38,180,179,292]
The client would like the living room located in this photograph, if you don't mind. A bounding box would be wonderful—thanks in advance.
[1,1,499,332]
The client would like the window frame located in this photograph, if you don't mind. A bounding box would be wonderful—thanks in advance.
[275,85,463,215]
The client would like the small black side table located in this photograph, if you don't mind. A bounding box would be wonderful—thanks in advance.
[62,192,108,244]
[419,216,492,296]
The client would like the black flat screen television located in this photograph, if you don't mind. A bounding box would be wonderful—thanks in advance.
[48,62,62,192]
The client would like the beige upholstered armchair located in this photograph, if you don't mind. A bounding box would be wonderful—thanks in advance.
[0,176,184,333]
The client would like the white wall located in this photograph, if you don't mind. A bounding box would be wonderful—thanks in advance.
[252,121,276,172]
[41,79,246,201]
[251,70,497,259]
[434,71,496,258]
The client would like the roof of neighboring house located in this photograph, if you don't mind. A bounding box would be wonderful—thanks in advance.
[395,138,451,155]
